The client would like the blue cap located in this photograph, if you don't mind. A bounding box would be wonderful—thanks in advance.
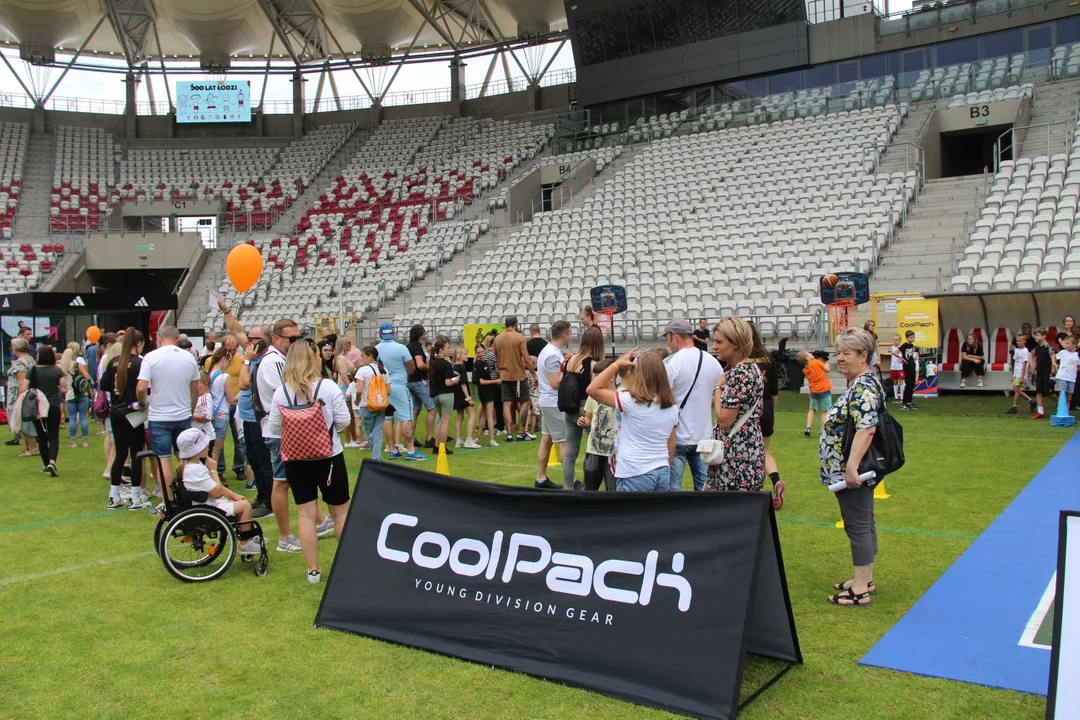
[379,322,394,341]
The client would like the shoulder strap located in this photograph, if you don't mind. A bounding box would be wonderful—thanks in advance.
[729,399,761,435]
[679,349,704,411]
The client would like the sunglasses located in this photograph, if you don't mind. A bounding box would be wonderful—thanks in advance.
[277,334,303,344]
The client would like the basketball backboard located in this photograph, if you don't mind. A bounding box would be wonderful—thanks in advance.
[589,284,628,315]
[820,272,871,305]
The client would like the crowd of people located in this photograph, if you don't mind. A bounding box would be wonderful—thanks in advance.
[5,305,899,603]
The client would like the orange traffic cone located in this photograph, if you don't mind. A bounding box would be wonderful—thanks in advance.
[436,442,450,476]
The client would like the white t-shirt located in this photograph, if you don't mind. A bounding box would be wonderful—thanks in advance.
[1013,347,1030,379]
[664,347,723,446]
[208,371,229,420]
[890,346,904,371]
[256,347,287,437]
[192,393,216,439]
[267,379,353,456]
[355,364,379,406]
[136,344,200,422]
[536,342,565,408]
[64,356,88,401]
[1056,350,1078,382]
[613,389,679,478]
[181,461,232,513]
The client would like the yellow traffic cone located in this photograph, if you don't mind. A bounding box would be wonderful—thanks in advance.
[436,442,450,476]
[835,519,845,529]
[547,443,560,468]
[873,480,891,500]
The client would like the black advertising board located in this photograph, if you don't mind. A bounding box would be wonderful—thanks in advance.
[316,461,801,720]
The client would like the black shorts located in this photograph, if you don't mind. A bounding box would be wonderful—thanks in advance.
[501,380,530,404]
[760,405,775,438]
[285,452,350,506]
[1035,372,1052,396]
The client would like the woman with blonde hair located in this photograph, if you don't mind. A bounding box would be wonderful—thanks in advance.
[706,317,765,492]
[586,348,678,491]
[60,341,93,447]
[267,340,352,584]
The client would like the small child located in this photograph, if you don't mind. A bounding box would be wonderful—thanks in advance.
[1055,334,1078,410]
[451,348,480,449]
[579,359,617,491]
[190,378,217,441]
[896,330,920,410]
[1006,334,1032,415]
[889,334,905,402]
[1031,327,1057,419]
[343,377,368,449]
[798,350,832,436]
[175,428,262,556]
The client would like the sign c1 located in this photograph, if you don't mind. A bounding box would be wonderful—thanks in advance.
[316,462,802,719]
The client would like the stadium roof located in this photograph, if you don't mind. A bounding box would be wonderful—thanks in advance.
[0,0,568,71]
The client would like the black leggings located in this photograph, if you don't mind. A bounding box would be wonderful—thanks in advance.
[960,360,984,379]
[903,371,915,404]
[110,409,145,487]
[34,406,62,468]
[582,454,616,491]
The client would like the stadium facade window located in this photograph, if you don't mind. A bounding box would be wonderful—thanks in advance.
[932,38,978,66]
[749,77,768,97]
[601,11,631,61]
[902,49,925,74]
[577,15,605,66]
[1058,16,1080,45]
[650,0,684,50]
[804,63,837,90]
[838,61,858,84]
[860,54,888,81]
[679,0,711,45]
[980,29,1024,59]
[1025,25,1053,64]
[706,0,740,37]
[695,87,714,109]
[717,80,747,101]
[624,4,655,56]
[770,70,803,93]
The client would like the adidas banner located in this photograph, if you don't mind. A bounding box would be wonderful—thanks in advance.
[0,291,176,313]
[316,462,801,720]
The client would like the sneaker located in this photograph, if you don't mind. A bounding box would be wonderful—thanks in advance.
[772,480,786,511]
[505,433,515,443]
[344,441,362,448]
[405,450,428,461]
[960,380,966,388]
[385,445,395,454]
[803,427,811,437]
[534,478,559,489]
[150,488,162,498]
[424,438,437,450]
[67,440,78,448]
[1032,412,1046,420]
[128,492,150,511]
[307,569,322,584]
[102,467,111,478]
[441,447,454,455]
[276,535,302,553]
[524,432,537,441]
[1029,398,1037,412]
[107,496,127,510]
[48,462,59,476]
[464,439,481,449]
[908,402,918,409]
[147,505,163,516]
[251,504,274,519]
[455,438,465,449]
[1005,405,1018,414]
[357,441,371,450]
[488,439,500,447]
[978,378,984,387]
[119,486,132,501]
[239,538,264,556]
[316,516,335,538]
[40,466,52,474]
[4,436,22,446]
[388,450,404,460]
[573,480,584,491]
[446,436,455,444]
[245,479,256,490]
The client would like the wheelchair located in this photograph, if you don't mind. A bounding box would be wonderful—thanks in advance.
[139,451,269,582]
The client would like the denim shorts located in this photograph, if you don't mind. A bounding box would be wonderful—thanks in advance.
[211,416,229,440]
[616,466,670,492]
[1059,379,1076,394]
[809,391,833,412]
[264,436,285,482]
[408,380,436,412]
[147,419,191,458]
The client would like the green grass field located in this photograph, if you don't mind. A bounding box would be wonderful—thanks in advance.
[0,394,1068,719]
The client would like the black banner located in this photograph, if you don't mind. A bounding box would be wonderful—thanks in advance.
[316,461,801,720]
[0,291,176,314]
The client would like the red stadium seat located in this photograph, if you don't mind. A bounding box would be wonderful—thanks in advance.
[988,328,1012,371]
[940,328,962,371]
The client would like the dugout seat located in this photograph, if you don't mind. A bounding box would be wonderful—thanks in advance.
[939,328,962,371]
[988,327,1012,371]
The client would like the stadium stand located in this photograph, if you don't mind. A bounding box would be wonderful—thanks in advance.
[117,144,278,206]
[51,125,114,232]
[0,121,27,240]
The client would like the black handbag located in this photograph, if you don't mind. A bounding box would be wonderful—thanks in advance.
[841,377,905,479]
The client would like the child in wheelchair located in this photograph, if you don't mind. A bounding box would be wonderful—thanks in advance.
[176,428,263,556]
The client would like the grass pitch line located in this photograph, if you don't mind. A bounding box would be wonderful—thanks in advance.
[1018,573,1056,649]
[0,551,155,587]
[0,511,115,534]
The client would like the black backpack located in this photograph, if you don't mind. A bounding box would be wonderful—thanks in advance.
[557,357,592,414]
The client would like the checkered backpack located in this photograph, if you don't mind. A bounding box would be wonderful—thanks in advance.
[278,380,334,462]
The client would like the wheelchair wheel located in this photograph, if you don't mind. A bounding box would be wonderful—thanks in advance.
[153,517,165,556]
[159,508,236,582]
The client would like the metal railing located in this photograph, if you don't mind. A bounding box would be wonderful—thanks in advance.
[876,0,1071,37]
[993,121,1072,171]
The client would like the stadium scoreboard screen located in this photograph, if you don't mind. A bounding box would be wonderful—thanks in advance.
[175,81,251,123]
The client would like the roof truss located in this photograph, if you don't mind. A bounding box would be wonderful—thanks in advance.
[100,0,156,66]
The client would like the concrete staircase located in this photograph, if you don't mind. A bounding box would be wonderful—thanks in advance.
[873,174,984,294]
[14,133,56,241]
[176,249,229,330]
[265,127,368,236]
[1016,78,1080,159]
[877,101,934,176]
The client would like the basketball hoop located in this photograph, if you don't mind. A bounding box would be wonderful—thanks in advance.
[595,309,614,336]
[829,280,856,340]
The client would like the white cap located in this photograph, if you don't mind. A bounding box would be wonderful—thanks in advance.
[176,428,211,459]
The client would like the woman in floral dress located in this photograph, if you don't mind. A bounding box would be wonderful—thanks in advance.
[705,316,764,492]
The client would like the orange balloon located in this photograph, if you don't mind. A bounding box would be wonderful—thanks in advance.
[226,244,263,293]
[86,326,101,344]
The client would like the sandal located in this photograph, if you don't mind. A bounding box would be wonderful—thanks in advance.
[827,587,872,607]
[833,579,877,595]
